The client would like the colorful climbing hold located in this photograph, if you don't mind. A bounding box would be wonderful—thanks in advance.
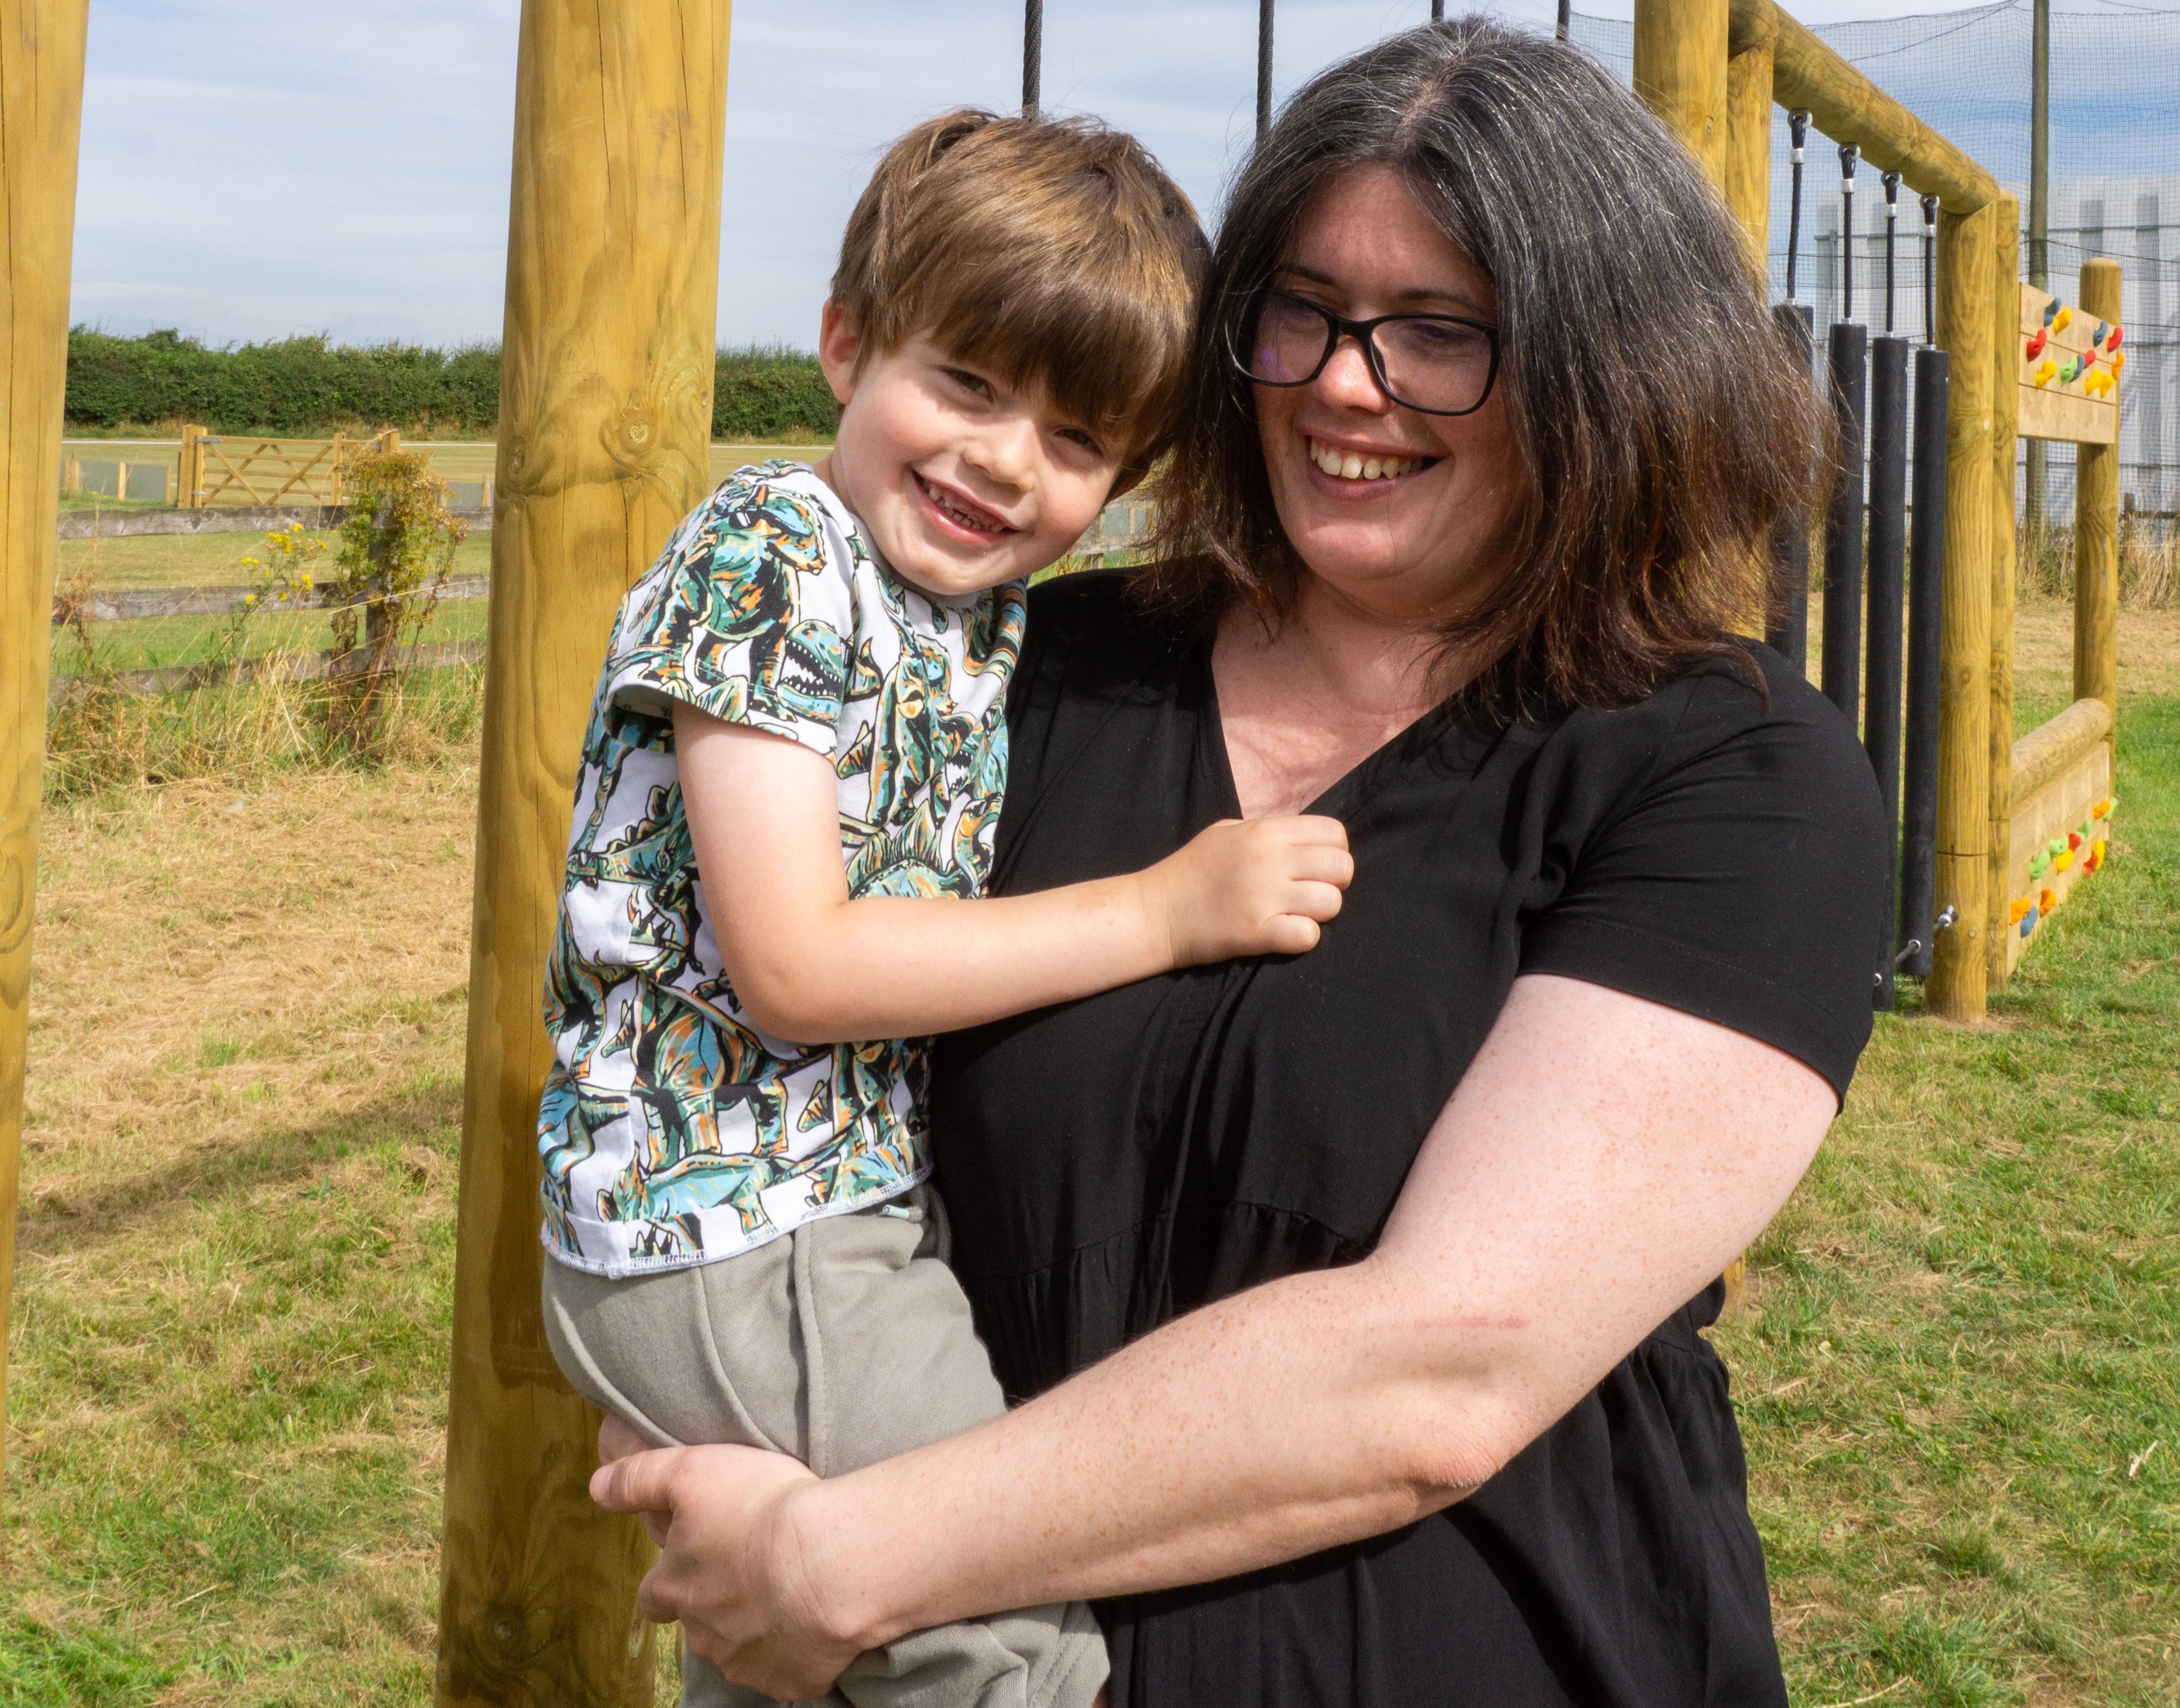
[2026,328,2049,359]
[2020,911,2036,938]
[2048,837,2067,857]
[2108,324,2124,351]
[2092,838,2108,865]
[2060,357,2081,384]
[2068,831,2084,851]
[2033,359,2058,387]
[2009,898,2031,924]
[2093,320,2110,346]
[2092,798,2112,819]
[2042,296,2061,325]
[2056,849,2074,872]
[2111,351,2126,373]
[2030,852,2051,879]
[2040,887,2057,913]
[2054,306,2073,332]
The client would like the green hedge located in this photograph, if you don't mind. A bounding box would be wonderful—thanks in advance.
[64,330,836,441]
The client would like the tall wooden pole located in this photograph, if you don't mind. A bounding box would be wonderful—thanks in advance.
[0,0,91,1527]
[1928,201,1997,1022]
[2074,257,2122,767]
[1723,17,1775,280]
[435,2,731,1701]
[1984,202,2019,990]
[1634,0,1730,189]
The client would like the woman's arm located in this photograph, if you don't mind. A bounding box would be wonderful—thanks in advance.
[676,705,1351,1041]
[592,971,1836,1698]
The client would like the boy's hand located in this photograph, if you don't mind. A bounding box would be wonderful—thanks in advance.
[1147,816,1354,966]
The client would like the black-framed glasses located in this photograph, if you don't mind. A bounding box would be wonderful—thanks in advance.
[1231,289,1502,417]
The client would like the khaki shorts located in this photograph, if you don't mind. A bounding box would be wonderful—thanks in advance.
[543,1189,1107,1708]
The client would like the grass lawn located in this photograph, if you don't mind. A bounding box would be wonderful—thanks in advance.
[56,531,494,596]
[3,596,2175,1705]
[52,597,490,677]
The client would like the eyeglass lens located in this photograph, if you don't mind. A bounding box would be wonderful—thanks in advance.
[1248,294,1494,414]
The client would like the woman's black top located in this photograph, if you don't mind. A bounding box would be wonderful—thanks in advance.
[928,572,1888,1708]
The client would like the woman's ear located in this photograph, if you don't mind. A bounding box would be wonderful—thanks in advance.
[817,299,861,406]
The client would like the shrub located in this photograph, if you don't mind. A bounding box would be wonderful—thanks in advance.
[64,328,834,441]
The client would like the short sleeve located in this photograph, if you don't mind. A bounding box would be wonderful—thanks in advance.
[1519,656,1891,1104]
[602,470,856,758]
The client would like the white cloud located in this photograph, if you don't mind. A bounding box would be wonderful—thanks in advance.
[70,0,2062,352]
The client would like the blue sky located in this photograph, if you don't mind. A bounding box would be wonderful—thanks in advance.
[68,0,2149,353]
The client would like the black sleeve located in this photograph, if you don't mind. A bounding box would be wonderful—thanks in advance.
[1518,651,1891,1104]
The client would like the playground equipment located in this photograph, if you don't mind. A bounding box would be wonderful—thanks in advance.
[0,1,2131,1703]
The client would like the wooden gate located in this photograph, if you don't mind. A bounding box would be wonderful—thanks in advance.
[177,423,400,508]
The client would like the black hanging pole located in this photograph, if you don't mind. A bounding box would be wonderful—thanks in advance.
[1785,111,1810,302]
[1921,193,1939,344]
[1766,306,1816,671]
[1882,171,1900,335]
[1557,0,1571,40]
[1822,318,1870,731]
[1022,0,1042,118]
[1257,0,1274,141]
[1900,344,1951,979]
[1431,1,1445,19]
[1838,142,1860,323]
[1865,331,1910,1007]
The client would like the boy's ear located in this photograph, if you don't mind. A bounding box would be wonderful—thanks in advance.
[817,300,862,405]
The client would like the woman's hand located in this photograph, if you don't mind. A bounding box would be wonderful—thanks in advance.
[591,1424,855,1700]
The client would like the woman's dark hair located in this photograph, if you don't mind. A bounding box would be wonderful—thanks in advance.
[1140,17,1825,719]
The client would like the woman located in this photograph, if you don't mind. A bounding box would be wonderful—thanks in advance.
[594,19,1888,1705]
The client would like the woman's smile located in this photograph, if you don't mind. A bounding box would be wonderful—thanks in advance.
[1302,433,1439,488]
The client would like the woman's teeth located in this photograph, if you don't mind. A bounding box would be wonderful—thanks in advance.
[1308,439,1425,481]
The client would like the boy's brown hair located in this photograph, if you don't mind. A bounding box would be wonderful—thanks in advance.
[832,109,1208,479]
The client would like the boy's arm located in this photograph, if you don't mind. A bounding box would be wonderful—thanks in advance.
[676,703,1352,1044]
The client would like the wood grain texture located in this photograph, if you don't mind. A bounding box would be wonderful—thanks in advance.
[1928,203,1995,1022]
[1723,38,1774,281]
[1749,0,1997,215]
[1633,0,1730,187]
[2010,695,2115,802]
[2073,258,2121,751]
[434,1,732,1701]
[1985,203,2019,989]
[0,0,90,1530]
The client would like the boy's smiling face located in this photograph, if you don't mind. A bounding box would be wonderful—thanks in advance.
[812,301,1127,599]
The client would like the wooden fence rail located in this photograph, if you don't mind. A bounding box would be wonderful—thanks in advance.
[178,425,401,508]
[45,639,485,708]
[53,573,491,623]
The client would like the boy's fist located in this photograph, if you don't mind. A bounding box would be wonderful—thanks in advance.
[1149,815,1354,966]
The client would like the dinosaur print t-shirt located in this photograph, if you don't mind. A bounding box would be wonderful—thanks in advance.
[537,461,1026,1276]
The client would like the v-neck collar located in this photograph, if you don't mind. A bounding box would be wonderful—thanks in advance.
[1195,640,1480,823]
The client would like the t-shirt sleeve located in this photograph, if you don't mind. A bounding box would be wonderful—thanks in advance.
[601,473,855,758]
[1518,658,1891,1104]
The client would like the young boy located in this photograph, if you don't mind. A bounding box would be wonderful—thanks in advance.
[538,110,1351,1708]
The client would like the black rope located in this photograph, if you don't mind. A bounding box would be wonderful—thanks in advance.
[1785,111,1809,303]
[1257,0,1274,141]
[1431,0,1444,19]
[1023,0,1042,119]
[1883,171,1900,335]
[1921,194,1939,345]
[1839,142,1860,323]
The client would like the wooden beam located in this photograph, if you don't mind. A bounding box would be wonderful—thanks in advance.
[2011,695,2115,801]
[2074,257,2121,762]
[1986,200,2019,989]
[1928,201,1996,1022]
[1744,0,1997,215]
[0,0,90,1531]
[1723,32,1775,280]
[434,1,732,1701]
[1634,0,1730,188]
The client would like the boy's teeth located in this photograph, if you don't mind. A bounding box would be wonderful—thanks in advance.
[1310,439,1419,481]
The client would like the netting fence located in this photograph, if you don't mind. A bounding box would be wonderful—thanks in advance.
[1570,0,2180,524]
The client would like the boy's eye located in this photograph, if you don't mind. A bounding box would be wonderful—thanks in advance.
[1057,427,1105,457]
[942,368,995,400]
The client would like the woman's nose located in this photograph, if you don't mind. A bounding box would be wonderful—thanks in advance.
[1313,336,1392,413]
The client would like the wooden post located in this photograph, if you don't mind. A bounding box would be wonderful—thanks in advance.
[1634,0,1730,188]
[1723,17,1775,278]
[178,422,203,508]
[2074,257,2121,767]
[434,1,732,1703]
[1985,200,2019,989]
[0,0,91,1528]
[1928,201,1997,1022]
